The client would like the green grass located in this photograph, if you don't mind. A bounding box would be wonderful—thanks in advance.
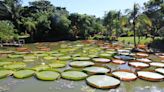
[118,37,152,44]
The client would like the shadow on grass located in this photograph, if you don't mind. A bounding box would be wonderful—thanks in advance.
[149,38,164,52]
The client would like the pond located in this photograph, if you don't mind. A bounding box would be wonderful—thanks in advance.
[0,40,163,92]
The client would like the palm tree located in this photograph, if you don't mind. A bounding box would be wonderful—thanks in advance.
[125,3,152,48]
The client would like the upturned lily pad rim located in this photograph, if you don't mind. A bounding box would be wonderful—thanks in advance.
[111,70,137,81]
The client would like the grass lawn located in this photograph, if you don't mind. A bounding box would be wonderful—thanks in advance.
[118,37,153,44]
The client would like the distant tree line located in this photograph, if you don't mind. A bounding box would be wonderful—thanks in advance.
[0,0,163,43]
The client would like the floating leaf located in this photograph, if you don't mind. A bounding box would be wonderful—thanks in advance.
[61,71,87,81]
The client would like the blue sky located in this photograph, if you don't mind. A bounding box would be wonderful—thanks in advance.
[22,0,149,18]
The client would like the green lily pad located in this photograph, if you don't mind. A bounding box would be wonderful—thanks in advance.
[86,75,120,89]
[13,70,35,79]
[0,70,13,78]
[61,71,88,81]
[3,62,26,70]
[73,57,90,61]
[49,63,66,68]
[33,65,50,71]
[23,56,36,59]
[44,56,55,60]
[92,58,111,63]
[99,53,112,58]
[8,54,23,58]
[0,62,12,67]
[57,56,72,61]
[36,71,60,81]
[69,61,94,68]
[83,66,110,74]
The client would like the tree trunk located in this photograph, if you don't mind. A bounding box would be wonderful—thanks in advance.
[133,21,137,48]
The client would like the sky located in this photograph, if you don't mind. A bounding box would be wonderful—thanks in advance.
[22,0,149,18]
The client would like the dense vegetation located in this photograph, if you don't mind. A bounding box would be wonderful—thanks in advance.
[0,0,163,45]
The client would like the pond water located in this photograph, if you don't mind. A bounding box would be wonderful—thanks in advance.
[0,40,163,92]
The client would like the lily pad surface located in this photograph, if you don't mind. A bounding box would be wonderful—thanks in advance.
[57,56,72,61]
[137,71,164,81]
[83,66,110,74]
[69,61,94,68]
[150,62,164,68]
[0,70,13,78]
[0,62,12,67]
[13,70,35,79]
[155,68,164,74]
[114,55,134,60]
[3,62,26,70]
[61,71,88,81]
[33,65,50,71]
[129,62,149,68]
[36,71,60,81]
[112,70,137,81]
[112,59,126,64]
[73,57,90,61]
[49,63,66,68]
[86,75,120,89]
[44,56,55,60]
[92,58,111,63]
[136,58,152,63]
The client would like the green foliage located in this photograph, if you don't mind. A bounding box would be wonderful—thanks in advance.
[0,21,18,41]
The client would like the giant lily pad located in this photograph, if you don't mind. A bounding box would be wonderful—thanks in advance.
[114,55,134,60]
[136,58,152,63]
[99,53,112,58]
[155,68,164,75]
[23,56,36,60]
[57,56,72,61]
[69,61,94,68]
[86,75,120,89]
[49,63,66,68]
[0,62,12,67]
[83,66,110,74]
[92,58,111,63]
[112,59,126,64]
[137,71,164,81]
[13,70,35,79]
[112,70,137,81]
[44,56,55,60]
[0,70,13,78]
[136,53,149,57]
[33,65,50,71]
[129,62,149,68]
[73,57,90,61]
[36,71,60,81]
[61,71,87,81]
[3,62,26,70]
[8,54,23,58]
[150,62,164,68]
